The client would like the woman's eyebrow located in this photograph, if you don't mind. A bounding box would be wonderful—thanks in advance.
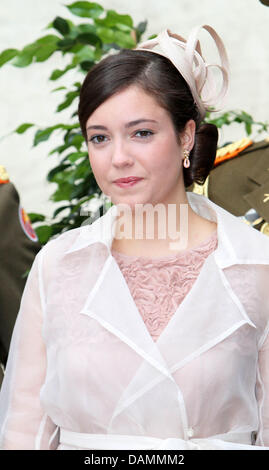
[87,119,158,132]
[87,125,107,131]
[125,119,158,128]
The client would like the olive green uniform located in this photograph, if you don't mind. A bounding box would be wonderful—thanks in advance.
[0,167,41,387]
[189,138,269,236]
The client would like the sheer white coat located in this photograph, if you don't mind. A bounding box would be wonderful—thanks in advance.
[0,192,269,450]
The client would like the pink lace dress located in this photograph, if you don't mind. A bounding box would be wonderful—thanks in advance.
[111,230,218,341]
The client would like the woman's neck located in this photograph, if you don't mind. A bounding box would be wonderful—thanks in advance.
[111,202,217,258]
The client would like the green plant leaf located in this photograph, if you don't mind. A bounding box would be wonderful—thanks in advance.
[51,169,73,185]
[34,35,60,62]
[76,23,98,34]
[11,36,60,66]
[113,30,136,48]
[73,159,92,179]
[63,123,81,130]
[33,123,80,147]
[35,34,60,45]
[12,44,37,67]
[28,212,46,223]
[79,60,95,71]
[51,220,72,233]
[51,86,67,92]
[49,59,78,80]
[93,45,103,61]
[66,1,104,19]
[47,163,72,182]
[0,48,19,67]
[35,225,53,244]
[51,182,73,201]
[94,9,133,28]
[70,181,90,199]
[245,122,252,135]
[57,38,77,51]
[113,23,133,33]
[147,33,158,39]
[95,26,114,43]
[71,194,95,212]
[15,123,34,134]
[56,90,79,112]
[49,143,70,155]
[68,134,84,150]
[241,111,253,123]
[77,32,102,46]
[136,21,147,35]
[53,205,72,217]
[67,151,88,162]
[75,44,95,62]
[33,124,63,146]
[96,27,135,48]
[53,16,70,36]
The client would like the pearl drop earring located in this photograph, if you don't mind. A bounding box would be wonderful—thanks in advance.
[183,149,190,168]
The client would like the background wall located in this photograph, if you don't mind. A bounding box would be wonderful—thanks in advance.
[1,0,269,217]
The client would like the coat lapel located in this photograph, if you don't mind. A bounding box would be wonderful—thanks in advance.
[79,242,257,421]
[80,253,173,380]
[156,252,256,372]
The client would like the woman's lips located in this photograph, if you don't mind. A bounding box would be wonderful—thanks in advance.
[113,178,143,188]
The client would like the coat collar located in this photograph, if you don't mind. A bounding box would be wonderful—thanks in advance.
[66,192,269,267]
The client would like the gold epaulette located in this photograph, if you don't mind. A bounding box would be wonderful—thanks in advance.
[192,176,210,198]
[191,137,253,198]
[214,138,253,167]
[0,165,9,184]
[261,222,269,237]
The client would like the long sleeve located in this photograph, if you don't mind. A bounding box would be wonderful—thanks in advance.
[0,250,58,449]
[256,321,269,446]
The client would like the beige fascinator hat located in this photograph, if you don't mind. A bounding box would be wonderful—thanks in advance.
[135,25,230,119]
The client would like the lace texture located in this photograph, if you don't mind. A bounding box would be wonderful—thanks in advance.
[112,231,218,341]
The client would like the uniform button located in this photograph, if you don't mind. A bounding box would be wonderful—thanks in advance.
[187,427,194,438]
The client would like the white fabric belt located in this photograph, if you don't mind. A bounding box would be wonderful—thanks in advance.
[59,429,268,450]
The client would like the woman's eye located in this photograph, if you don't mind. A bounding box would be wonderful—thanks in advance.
[134,130,154,138]
[89,135,107,144]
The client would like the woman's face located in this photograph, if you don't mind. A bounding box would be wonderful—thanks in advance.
[86,85,195,209]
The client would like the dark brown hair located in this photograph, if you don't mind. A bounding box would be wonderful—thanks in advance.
[78,49,218,187]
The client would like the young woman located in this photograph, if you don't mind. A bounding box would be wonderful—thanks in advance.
[0,25,269,450]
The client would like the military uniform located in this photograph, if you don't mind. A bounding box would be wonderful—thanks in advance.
[189,138,269,236]
[0,166,41,387]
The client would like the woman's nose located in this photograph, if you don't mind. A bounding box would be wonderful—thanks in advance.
[111,139,134,167]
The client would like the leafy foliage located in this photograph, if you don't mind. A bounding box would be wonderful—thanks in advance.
[206,110,269,137]
[1,2,147,244]
[1,2,268,245]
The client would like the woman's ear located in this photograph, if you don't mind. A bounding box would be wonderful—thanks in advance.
[181,119,196,151]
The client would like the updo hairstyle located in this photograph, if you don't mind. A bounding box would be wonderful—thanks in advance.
[78,49,218,188]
